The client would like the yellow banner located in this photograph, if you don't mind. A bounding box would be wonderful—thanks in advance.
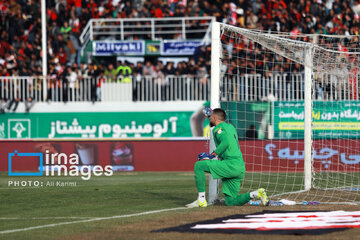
[279,122,360,131]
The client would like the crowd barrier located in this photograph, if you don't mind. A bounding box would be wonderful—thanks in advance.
[1,73,358,103]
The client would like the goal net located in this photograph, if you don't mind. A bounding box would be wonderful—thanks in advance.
[209,22,360,205]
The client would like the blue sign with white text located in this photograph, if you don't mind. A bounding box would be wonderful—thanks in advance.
[161,40,202,55]
[93,41,145,56]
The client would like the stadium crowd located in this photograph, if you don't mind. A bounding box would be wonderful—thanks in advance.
[0,0,360,110]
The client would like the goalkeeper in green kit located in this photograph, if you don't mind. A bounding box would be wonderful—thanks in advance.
[186,108,269,208]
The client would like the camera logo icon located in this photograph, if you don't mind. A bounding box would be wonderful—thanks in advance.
[8,150,43,176]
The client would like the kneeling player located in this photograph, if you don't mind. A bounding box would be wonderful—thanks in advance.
[186,108,269,208]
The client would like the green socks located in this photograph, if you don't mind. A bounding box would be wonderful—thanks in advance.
[194,161,210,193]
[225,192,251,206]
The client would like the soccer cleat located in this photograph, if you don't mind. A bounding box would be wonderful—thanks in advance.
[185,199,208,208]
[213,198,226,206]
[257,188,269,206]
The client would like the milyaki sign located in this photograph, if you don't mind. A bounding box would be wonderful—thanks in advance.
[0,112,193,139]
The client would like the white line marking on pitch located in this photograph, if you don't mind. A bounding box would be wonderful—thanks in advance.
[0,217,93,220]
[0,207,187,235]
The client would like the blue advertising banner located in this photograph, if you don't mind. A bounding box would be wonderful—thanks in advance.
[161,40,202,55]
[93,41,145,56]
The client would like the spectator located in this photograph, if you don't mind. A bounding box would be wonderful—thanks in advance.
[4,52,17,74]
[104,63,117,82]
[187,60,197,77]
[245,125,258,139]
[6,95,20,112]
[47,65,58,102]
[246,10,258,29]
[84,63,99,103]
[335,61,349,100]
[132,62,143,101]
[174,61,185,75]
[96,70,106,101]
[67,65,78,101]
[0,34,13,58]
[69,33,81,65]
[196,63,208,85]
[50,21,61,39]
[349,56,359,100]
[0,97,10,113]
[60,64,74,102]
[163,62,175,76]
[57,47,67,65]
[154,64,167,101]
[25,97,35,112]
[193,45,206,63]
[116,61,132,83]
[74,0,82,17]
[143,61,155,77]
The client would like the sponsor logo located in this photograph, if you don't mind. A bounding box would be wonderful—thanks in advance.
[156,211,360,235]
[8,150,113,180]
[8,119,30,138]
[8,151,43,176]
[191,211,360,230]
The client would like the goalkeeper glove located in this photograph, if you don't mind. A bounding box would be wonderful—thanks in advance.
[203,107,212,118]
[198,152,217,160]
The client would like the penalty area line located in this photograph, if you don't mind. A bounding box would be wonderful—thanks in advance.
[0,207,187,235]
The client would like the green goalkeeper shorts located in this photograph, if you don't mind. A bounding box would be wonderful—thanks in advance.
[207,159,245,198]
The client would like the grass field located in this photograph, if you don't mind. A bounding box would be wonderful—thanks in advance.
[1,172,360,240]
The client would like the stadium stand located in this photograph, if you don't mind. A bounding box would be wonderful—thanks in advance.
[0,0,359,108]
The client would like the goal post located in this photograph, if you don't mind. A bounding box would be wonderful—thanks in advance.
[209,22,360,204]
[208,21,221,204]
[304,48,313,191]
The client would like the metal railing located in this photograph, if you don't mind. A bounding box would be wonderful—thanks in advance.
[222,73,305,102]
[0,75,210,103]
[79,17,215,53]
[314,72,359,101]
[221,73,359,101]
[1,73,358,103]
[0,77,46,102]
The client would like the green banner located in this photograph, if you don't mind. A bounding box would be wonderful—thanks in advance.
[0,112,194,139]
[274,101,360,139]
[145,40,161,55]
[221,101,270,139]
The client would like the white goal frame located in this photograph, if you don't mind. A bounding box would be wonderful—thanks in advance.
[208,22,313,204]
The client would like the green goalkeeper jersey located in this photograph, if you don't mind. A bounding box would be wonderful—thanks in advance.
[213,122,244,162]
[208,121,246,196]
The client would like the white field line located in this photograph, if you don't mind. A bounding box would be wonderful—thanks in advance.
[0,207,187,235]
[0,217,93,220]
